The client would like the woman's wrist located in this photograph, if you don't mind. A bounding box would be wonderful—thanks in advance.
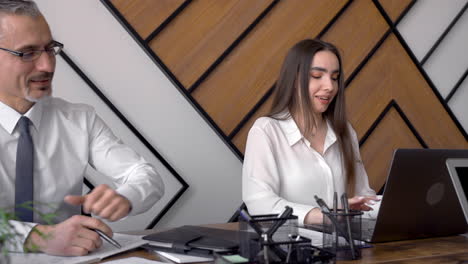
[304,207,323,225]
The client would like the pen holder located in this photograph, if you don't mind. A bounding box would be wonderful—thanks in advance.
[239,213,299,262]
[322,209,363,260]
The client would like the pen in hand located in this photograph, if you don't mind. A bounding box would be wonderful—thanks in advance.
[92,228,121,249]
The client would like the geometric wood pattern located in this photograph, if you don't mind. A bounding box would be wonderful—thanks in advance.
[360,101,425,192]
[149,0,274,89]
[103,0,468,195]
[347,34,468,148]
[321,0,388,77]
[111,0,186,39]
[379,0,414,22]
[191,0,347,135]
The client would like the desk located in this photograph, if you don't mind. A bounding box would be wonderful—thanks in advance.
[103,223,468,263]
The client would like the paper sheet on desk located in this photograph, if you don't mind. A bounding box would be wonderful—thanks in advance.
[155,251,213,263]
[145,241,213,263]
[103,256,165,263]
[8,233,147,264]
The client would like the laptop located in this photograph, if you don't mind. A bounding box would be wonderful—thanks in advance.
[446,158,468,223]
[361,148,468,242]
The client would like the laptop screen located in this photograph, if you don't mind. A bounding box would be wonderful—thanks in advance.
[446,158,468,224]
[456,167,468,197]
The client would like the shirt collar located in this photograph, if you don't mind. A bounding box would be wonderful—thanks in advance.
[0,99,44,134]
[278,116,303,146]
[278,113,338,150]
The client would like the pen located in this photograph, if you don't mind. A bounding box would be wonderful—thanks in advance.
[341,193,357,259]
[92,228,121,249]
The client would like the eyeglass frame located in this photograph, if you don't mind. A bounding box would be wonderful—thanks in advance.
[0,40,64,62]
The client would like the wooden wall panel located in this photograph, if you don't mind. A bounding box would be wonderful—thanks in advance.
[360,107,422,191]
[322,0,388,77]
[149,0,273,89]
[346,44,392,139]
[192,0,347,135]
[111,0,185,39]
[378,0,413,22]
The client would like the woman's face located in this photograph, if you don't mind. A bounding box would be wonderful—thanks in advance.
[307,50,340,116]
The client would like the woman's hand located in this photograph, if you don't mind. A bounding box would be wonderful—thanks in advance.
[348,196,380,211]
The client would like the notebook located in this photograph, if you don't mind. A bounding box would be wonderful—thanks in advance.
[142,225,257,257]
[361,148,468,242]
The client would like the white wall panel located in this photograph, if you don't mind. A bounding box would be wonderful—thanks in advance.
[398,0,467,61]
[36,1,242,231]
[423,11,468,98]
[54,57,185,231]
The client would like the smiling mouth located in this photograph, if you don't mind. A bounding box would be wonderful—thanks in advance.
[29,79,52,87]
[315,96,330,101]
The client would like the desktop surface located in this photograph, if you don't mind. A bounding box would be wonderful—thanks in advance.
[102,223,468,263]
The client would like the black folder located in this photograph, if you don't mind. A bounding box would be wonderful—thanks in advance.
[142,225,258,257]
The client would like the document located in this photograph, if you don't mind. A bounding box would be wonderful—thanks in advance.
[8,233,147,264]
[155,251,213,263]
[103,256,165,263]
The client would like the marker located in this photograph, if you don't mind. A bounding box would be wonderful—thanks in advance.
[92,228,121,249]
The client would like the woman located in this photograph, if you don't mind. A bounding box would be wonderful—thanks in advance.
[242,39,378,225]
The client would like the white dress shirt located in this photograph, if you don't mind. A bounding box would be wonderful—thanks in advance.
[0,97,164,251]
[242,114,375,225]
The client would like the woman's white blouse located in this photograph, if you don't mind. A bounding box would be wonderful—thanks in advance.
[242,116,375,224]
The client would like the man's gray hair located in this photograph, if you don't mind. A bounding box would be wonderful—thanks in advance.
[0,0,41,17]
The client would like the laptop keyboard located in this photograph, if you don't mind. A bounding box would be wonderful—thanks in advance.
[361,218,377,241]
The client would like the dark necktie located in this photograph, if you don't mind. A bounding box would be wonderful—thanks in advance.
[15,116,34,222]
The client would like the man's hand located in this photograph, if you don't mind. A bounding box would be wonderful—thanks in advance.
[348,196,380,211]
[65,184,131,221]
[25,215,112,256]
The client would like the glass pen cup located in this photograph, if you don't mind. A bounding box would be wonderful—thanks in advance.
[322,209,363,260]
[238,213,299,261]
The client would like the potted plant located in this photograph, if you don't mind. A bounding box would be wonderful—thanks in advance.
[0,203,55,263]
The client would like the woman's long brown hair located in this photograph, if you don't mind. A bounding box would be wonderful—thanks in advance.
[269,39,356,195]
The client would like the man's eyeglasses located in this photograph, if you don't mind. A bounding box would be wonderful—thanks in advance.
[0,41,63,62]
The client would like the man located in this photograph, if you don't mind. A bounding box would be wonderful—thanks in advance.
[0,0,164,256]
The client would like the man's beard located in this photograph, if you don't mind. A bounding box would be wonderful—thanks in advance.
[25,86,51,103]
[25,72,54,103]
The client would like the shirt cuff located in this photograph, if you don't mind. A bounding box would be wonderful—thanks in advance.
[5,220,37,253]
[116,185,142,216]
[291,204,316,226]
